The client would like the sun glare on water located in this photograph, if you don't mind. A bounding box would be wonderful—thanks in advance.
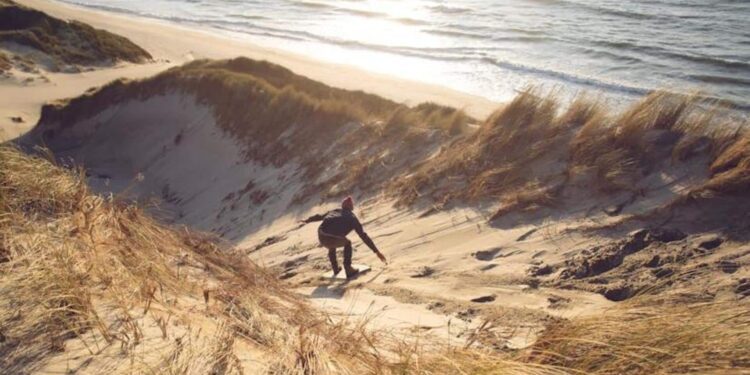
[294,0,450,85]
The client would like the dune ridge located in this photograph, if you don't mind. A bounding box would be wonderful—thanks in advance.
[26,58,750,221]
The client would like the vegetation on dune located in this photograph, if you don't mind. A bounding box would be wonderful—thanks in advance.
[702,134,750,194]
[0,50,10,72]
[0,0,151,69]
[37,58,471,142]
[529,297,750,374]
[32,58,473,202]
[1,145,748,373]
[28,57,749,218]
[391,88,749,217]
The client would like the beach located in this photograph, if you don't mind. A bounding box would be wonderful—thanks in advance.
[1,0,498,142]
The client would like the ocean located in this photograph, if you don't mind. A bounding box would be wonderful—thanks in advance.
[59,0,750,112]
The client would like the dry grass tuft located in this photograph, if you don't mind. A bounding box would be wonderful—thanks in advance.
[0,145,315,372]
[528,298,750,374]
[690,138,750,195]
[0,50,10,72]
[391,88,578,207]
[392,88,749,218]
[570,91,698,190]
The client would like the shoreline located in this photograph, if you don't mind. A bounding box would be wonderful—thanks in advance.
[1,0,499,142]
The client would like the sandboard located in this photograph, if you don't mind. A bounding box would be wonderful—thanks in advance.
[327,264,371,280]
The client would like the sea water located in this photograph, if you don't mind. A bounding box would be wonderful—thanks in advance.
[60,0,750,113]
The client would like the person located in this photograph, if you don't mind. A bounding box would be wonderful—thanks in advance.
[301,196,387,279]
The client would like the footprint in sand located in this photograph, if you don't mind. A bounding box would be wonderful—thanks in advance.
[470,295,496,303]
[410,266,435,278]
[479,263,498,271]
[472,247,502,261]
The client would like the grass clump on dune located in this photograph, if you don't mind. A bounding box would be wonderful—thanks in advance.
[0,50,10,72]
[0,145,318,373]
[528,298,750,374]
[390,89,578,207]
[700,134,750,195]
[392,88,749,218]
[0,0,151,69]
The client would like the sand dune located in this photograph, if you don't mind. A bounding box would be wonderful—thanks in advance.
[18,58,750,366]
[0,0,150,71]
[0,0,161,141]
[2,1,750,373]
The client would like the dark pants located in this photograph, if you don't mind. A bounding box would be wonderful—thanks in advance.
[318,229,352,274]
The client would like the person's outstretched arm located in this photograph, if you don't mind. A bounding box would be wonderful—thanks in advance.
[354,220,387,264]
[301,213,326,224]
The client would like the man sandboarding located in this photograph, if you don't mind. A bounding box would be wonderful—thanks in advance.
[301,196,387,279]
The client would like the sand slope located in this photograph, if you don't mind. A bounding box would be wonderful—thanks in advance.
[20,58,750,354]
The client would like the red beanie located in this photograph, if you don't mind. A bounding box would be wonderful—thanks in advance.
[342,196,354,210]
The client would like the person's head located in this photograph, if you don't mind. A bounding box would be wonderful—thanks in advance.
[342,196,354,211]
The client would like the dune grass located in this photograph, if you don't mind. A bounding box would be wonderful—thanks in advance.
[0,50,9,72]
[529,298,750,374]
[29,57,749,219]
[36,58,472,146]
[0,144,301,372]
[391,88,749,218]
[0,0,151,69]
[700,134,750,195]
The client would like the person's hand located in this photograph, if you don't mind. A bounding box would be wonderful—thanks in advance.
[375,251,387,264]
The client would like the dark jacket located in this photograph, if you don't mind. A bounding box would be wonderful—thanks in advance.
[305,208,379,252]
